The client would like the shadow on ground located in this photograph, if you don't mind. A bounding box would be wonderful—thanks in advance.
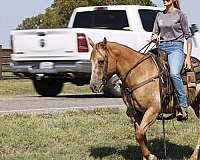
[31,93,107,99]
[89,139,193,160]
[59,93,106,98]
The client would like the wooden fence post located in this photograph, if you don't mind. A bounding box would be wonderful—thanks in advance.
[0,47,2,80]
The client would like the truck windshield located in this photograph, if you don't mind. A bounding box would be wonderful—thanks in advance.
[138,9,160,32]
[73,10,129,30]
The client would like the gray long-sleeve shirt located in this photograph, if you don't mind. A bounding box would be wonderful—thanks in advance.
[152,9,192,43]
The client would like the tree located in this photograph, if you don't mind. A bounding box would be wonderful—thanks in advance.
[17,14,44,29]
[17,0,154,29]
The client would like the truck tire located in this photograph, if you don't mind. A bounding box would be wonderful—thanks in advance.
[103,74,122,97]
[33,79,63,97]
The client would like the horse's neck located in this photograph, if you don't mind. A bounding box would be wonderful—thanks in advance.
[109,43,144,79]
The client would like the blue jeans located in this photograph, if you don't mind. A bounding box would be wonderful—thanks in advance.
[159,41,188,111]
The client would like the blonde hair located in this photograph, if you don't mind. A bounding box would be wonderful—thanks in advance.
[173,0,180,9]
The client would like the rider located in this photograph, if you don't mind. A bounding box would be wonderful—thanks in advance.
[151,0,192,120]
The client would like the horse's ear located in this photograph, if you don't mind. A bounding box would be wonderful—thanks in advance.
[103,37,107,46]
[102,37,107,49]
[88,37,95,48]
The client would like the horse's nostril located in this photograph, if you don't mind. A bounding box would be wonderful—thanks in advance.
[90,84,96,92]
[90,81,103,93]
[93,85,98,92]
[89,84,93,90]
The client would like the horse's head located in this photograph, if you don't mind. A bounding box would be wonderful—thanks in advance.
[89,38,116,93]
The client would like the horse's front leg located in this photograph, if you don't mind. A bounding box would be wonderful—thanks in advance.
[190,86,200,159]
[191,129,200,160]
[134,108,159,160]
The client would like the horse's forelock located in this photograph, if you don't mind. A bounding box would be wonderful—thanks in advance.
[97,41,108,50]
[90,41,112,62]
[96,42,103,50]
[90,43,102,60]
[95,42,107,55]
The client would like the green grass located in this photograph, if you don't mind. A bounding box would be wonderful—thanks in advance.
[0,79,36,96]
[0,79,199,159]
[0,108,199,160]
[62,83,91,94]
[0,79,91,96]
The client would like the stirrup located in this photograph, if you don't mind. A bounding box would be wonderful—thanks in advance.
[176,110,188,121]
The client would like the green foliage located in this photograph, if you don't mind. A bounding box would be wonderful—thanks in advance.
[17,15,44,29]
[17,0,154,29]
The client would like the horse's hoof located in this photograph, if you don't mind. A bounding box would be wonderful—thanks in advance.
[143,154,157,160]
[190,145,200,160]
[190,152,198,160]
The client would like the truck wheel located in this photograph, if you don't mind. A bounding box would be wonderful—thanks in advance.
[103,74,122,97]
[33,79,63,97]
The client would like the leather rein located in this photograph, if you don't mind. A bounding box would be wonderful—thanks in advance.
[120,53,160,95]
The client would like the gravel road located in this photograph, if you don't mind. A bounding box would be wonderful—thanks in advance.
[0,93,125,113]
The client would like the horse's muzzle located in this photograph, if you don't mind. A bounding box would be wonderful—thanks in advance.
[90,81,104,93]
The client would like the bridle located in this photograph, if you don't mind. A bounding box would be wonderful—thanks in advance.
[94,43,113,86]
[94,42,160,94]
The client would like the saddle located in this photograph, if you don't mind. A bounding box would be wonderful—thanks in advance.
[149,48,200,115]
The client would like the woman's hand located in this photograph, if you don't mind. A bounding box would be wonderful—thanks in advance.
[151,33,160,43]
[184,55,192,70]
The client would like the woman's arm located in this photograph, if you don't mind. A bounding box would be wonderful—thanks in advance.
[151,12,160,42]
[185,41,192,69]
[180,12,193,69]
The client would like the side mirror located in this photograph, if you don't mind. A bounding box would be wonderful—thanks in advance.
[190,24,199,36]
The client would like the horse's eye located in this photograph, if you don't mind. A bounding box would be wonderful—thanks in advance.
[98,60,105,66]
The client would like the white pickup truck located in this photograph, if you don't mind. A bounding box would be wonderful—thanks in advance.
[10,5,200,96]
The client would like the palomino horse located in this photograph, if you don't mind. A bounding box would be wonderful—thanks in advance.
[89,38,200,160]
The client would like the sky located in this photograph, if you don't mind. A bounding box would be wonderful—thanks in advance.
[0,0,200,48]
[0,0,53,48]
